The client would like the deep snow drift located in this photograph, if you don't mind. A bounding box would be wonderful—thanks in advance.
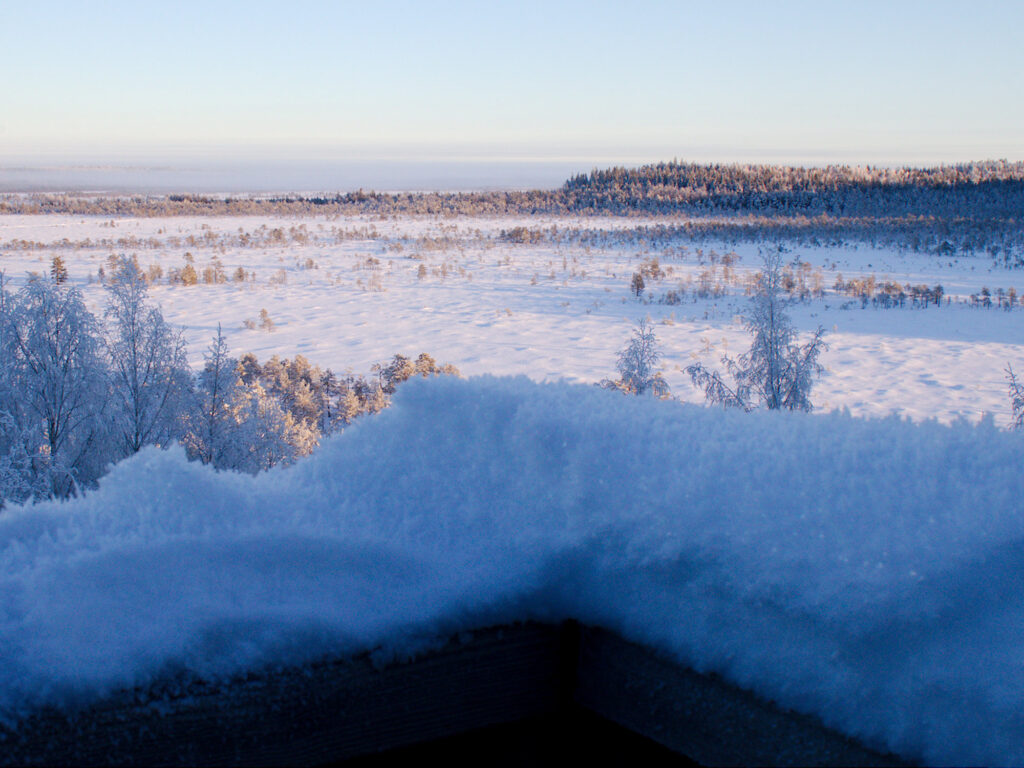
[2,376,1023,765]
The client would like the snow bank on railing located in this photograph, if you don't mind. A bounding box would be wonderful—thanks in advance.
[2,375,1023,765]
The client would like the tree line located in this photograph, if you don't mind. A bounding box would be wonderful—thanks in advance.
[0,260,457,508]
[6,160,1022,262]
[4,159,1022,220]
[561,159,1024,217]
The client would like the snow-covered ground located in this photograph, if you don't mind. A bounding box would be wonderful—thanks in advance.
[2,212,1023,425]
[1,375,1023,766]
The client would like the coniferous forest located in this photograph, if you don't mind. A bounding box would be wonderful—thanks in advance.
[7,160,1022,262]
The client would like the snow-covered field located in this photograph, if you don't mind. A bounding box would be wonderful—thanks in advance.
[2,212,1023,425]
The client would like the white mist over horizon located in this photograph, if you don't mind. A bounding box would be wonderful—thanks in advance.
[3,142,1015,196]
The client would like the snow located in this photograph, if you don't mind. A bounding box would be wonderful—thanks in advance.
[2,212,1024,426]
[1,375,1024,765]
[3,208,1024,763]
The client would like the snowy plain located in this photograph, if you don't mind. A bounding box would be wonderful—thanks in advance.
[3,209,1024,765]
[2,211,1023,426]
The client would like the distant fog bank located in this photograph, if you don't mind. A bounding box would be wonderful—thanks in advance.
[0,157,589,195]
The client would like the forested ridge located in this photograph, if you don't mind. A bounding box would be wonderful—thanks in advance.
[560,159,1024,217]
[4,159,1022,219]
[6,160,1023,261]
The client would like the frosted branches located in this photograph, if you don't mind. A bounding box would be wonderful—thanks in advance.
[602,318,671,398]
[1007,365,1024,430]
[687,248,827,412]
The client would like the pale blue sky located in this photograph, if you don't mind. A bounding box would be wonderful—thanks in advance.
[3,0,1022,165]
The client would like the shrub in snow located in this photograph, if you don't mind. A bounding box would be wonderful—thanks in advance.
[687,248,827,411]
[259,308,274,331]
[630,270,645,298]
[1007,365,1024,430]
[601,318,670,398]
[375,352,461,395]
[375,354,417,394]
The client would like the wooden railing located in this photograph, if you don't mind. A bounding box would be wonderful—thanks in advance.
[0,622,907,767]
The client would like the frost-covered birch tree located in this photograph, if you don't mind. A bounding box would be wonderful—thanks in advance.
[105,257,192,458]
[187,327,316,473]
[225,382,315,473]
[187,325,240,467]
[687,248,827,412]
[6,277,110,498]
[0,273,47,506]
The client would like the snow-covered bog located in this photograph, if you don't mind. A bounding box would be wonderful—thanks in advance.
[1,375,1023,765]
[3,212,1024,426]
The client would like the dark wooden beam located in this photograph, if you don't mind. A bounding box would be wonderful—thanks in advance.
[0,622,908,767]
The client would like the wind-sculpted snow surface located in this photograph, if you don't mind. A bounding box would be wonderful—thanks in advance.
[1,376,1023,765]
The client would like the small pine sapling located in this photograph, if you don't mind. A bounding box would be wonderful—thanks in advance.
[50,255,68,284]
